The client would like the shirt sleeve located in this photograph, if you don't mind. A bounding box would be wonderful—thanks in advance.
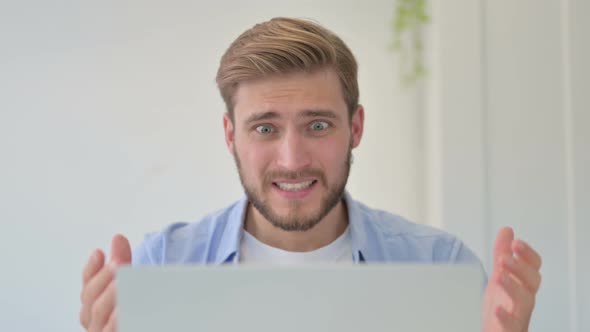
[131,233,162,266]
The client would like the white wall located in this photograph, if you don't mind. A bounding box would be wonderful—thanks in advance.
[0,1,423,331]
[428,1,589,331]
[569,1,590,330]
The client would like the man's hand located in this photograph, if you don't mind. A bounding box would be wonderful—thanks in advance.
[482,227,542,332]
[80,234,132,332]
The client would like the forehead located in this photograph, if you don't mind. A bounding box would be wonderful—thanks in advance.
[233,69,347,121]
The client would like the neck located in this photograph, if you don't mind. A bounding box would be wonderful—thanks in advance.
[244,199,349,252]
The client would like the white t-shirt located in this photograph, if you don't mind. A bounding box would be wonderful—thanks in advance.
[240,226,353,265]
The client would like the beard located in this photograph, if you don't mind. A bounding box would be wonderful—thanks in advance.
[233,143,352,232]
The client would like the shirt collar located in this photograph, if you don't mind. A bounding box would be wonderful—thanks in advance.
[213,196,248,264]
[213,190,373,264]
[344,191,370,263]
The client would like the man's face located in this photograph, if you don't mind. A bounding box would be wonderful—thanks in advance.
[223,68,364,231]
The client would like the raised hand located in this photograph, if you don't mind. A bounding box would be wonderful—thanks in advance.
[80,234,132,332]
[482,227,542,331]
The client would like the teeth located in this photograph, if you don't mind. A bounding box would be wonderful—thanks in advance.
[276,181,314,191]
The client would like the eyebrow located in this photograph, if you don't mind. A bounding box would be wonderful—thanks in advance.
[244,109,338,125]
[300,110,337,119]
[244,111,281,125]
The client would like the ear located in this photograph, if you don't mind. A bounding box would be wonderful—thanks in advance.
[223,112,235,155]
[350,105,364,149]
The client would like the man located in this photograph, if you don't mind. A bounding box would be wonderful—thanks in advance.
[79,17,542,332]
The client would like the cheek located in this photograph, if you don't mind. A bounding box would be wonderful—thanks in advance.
[311,137,350,169]
[236,141,274,174]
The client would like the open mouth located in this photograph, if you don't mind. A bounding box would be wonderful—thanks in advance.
[272,180,318,192]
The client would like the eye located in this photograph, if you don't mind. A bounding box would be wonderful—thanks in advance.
[309,121,329,131]
[255,125,274,134]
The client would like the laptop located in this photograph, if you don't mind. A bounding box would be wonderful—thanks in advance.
[117,264,483,332]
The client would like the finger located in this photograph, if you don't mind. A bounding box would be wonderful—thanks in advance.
[88,280,117,331]
[500,271,535,317]
[495,306,520,331]
[104,309,118,332]
[493,227,514,266]
[81,264,116,304]
[83,249,105,285]
[80,266,116,327]
[502,256,542,293]
[512,239,542,271]
[110,234,132,265]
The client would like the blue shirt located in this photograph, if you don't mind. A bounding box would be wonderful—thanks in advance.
[132,192,485,270]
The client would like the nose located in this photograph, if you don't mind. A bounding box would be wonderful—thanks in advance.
[275,129,312,171]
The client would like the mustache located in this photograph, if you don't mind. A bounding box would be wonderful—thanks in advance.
[264,168,327,185]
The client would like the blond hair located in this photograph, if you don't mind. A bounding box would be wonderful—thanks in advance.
[216,17,359,120]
